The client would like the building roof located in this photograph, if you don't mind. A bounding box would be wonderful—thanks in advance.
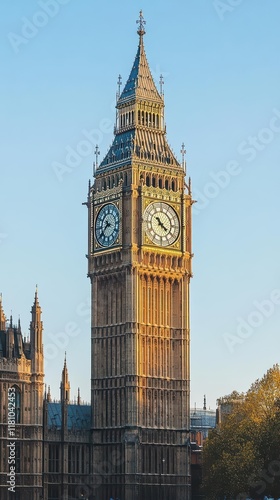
[118,35,163,106]
[190,408,216,430]
[48,402,91,431]
[98,14,181,172]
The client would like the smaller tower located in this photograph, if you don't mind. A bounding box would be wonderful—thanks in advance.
[60,355,71,499]
[30,286,43,374]
[47,385,52,402]
[77,387,81,405]
[0,294,6,331]
[60,354,70,403]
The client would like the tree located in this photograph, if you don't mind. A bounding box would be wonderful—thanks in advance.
[202,365,280,500]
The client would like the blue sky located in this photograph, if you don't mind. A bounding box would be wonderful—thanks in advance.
[1,0,280,409]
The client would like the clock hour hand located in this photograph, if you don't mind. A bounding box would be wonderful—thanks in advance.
[156,216,167,232]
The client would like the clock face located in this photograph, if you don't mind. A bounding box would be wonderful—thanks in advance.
[143,202,180,247]
[95,203,120,247]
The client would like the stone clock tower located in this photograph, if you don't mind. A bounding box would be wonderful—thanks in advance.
[87,12,193,500]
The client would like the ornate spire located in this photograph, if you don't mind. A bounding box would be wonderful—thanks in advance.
[0,293,6,331]
[98,12,181,171]
[117,74,122,99]
[47,385,52,402]
[30,287,43,372]
[61,353,70,403]
[77,387,81,405]
[136,10,146,37]
[160,74,164,96]
[117,25,162,106]
[181,143,187,173]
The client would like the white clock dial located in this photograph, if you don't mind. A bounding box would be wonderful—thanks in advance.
[143,202,180,247]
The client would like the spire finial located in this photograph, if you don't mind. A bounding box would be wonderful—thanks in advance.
[137,10,146,37]
[181,142,187,173]
[93,145,100,177]
[117,74,122,98]
[160,74,164,96]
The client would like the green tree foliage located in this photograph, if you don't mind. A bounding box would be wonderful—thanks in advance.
[203,365,280,500]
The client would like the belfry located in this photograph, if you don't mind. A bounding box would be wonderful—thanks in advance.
[87,11,193,500]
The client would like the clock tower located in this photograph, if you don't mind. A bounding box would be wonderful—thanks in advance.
[87,12,193,500]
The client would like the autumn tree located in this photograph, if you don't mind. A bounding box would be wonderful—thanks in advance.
[202,365,280,500]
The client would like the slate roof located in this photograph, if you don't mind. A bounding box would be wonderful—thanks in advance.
[98,30,181,172]
[118,35,163,105]
[48,402,91,431]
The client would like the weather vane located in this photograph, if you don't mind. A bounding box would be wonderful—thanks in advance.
[137,10,146,36]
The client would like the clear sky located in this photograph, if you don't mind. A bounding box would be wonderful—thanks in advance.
[1,0,280,409]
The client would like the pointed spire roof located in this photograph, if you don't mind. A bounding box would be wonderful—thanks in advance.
[98,11,181,171]
[118,12,163,106]
[61,352,70,403]
[0,294,6,330]
[63,351,67,372]
[34,284,39,305]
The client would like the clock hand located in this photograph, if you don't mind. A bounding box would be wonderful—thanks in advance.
[156,216,163,226]
[156,216,168,232]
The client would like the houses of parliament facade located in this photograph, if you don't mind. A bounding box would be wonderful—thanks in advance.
[0,12,193,500]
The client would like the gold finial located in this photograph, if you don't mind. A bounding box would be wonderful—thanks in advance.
[137,10,146,36]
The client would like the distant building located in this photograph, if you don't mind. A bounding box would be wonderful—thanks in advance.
[190,398,216,500]
[216,393,245,426]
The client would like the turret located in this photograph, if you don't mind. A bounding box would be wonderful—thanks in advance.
[0,294,6,331]
[60,354,70,403]
[30,286,43,373]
